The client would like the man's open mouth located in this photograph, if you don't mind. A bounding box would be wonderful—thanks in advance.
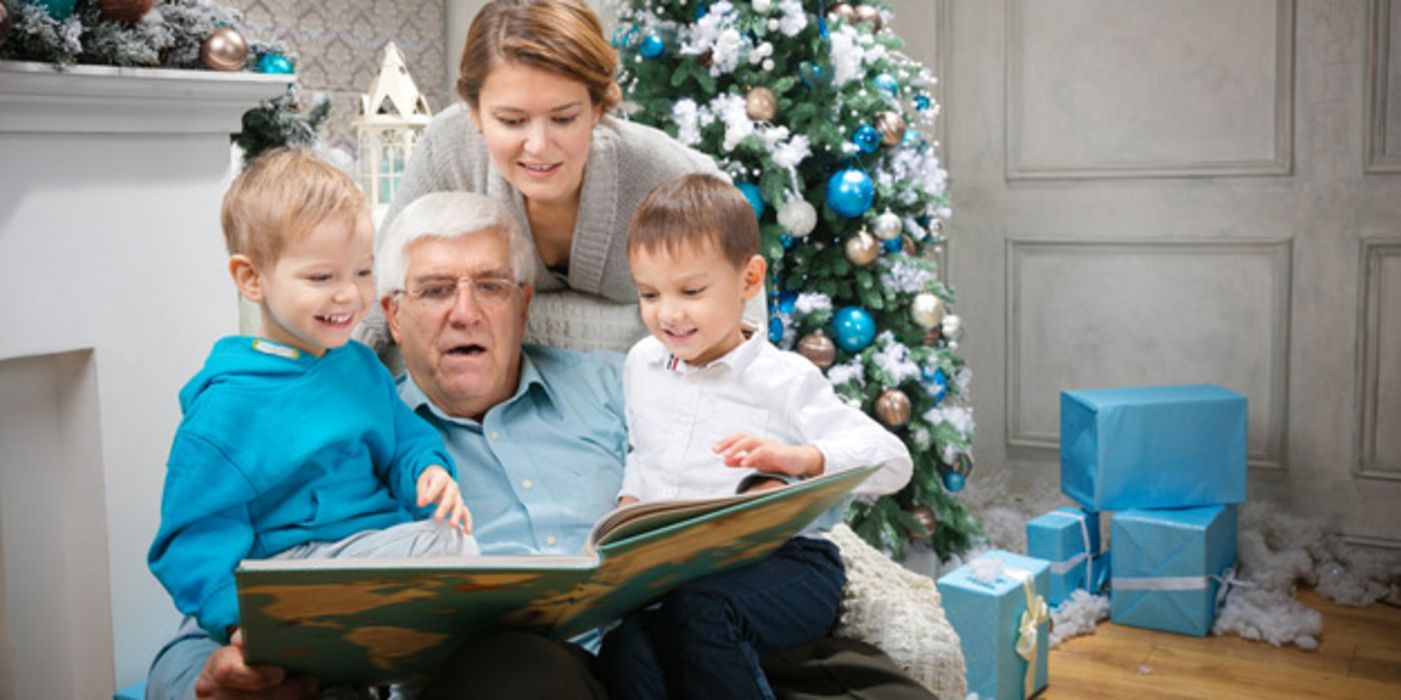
[446,344,487,356]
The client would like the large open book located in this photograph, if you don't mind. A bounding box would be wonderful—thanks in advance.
[235,465,877,684]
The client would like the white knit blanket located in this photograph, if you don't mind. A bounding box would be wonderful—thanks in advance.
[824,524,968,699]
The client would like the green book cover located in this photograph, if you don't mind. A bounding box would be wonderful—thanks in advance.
[235,464,878,684]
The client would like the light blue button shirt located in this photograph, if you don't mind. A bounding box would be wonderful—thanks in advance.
[397,345,628,557]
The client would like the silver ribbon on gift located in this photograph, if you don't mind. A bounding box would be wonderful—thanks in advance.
[1112,565,1253,609]
[1005,566,1048,698]
[1040,510,1094,586]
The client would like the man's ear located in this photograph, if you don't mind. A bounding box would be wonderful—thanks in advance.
[381,295,404,346]
[518,283,535,325]
[740,254,767,301]
[228,255,263,302]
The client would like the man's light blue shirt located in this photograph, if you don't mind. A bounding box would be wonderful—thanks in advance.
[397,345,628,557]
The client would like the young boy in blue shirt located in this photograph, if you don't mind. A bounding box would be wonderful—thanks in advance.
[600,174,913,699]
[148,149,474,653]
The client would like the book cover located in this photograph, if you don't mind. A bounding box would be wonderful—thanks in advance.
[235,464,878,684]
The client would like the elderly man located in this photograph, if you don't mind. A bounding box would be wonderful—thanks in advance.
[147,192,932,699]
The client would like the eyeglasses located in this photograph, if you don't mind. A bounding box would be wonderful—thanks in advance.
[396,276,522,309]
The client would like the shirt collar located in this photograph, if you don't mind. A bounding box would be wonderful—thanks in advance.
[397,347,555,427]
[657,325,765,375]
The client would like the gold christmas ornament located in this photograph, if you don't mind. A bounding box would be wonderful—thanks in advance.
[874,388,912,428]
[854,4,884,32]
[911,293,945,329]
[877,111,906,147]
[745,87,778,122]
[844,228,880,267]
[99,0,153,23]
[909,505,938,540]
[201,27,249,72]
[0,4,10,47]
[902,234,918,256]
[797,332,837,369]
[829,2,858,24]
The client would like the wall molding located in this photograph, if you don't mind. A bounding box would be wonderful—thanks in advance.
[1365,0,1401,173]
[1005,0,1296,179]
[1342,533,1401,552]
[1356,238,1401,480]
[1004,238,1292,471]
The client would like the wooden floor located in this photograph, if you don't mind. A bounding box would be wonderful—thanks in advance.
[1044,590,1401,699]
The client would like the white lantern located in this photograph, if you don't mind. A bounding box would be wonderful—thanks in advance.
[353,42,433,226]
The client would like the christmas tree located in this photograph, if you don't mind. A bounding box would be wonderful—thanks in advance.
[610,0,979,559]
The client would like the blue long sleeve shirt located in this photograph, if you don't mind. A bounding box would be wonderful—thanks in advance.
[148,337,455,641]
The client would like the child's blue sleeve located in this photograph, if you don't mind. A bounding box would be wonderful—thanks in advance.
[377,368,456,515]
[148,430,257,643]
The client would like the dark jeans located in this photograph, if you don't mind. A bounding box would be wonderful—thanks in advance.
[598,537,846,700]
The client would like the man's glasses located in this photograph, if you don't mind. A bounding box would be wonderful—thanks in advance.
[397,276,522,309]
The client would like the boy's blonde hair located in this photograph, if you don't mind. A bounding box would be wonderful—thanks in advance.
[627,174,759,267]
[220,148,367,266]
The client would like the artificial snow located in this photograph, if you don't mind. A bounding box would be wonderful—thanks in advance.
[1048,590,1109,648]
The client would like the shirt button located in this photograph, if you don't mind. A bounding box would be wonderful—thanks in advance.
[546,535,557,546]
[489,431,500,440]
[521,479,533,490]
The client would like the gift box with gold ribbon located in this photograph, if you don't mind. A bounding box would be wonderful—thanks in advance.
[937,550,1050,700]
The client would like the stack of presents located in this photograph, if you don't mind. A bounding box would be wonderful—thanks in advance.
[937,384,1248,699]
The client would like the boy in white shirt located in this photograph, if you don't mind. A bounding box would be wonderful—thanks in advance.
[599,174,913,699]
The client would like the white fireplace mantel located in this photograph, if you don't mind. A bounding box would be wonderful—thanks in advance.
[0,60,291,698]
[0,59,292,134]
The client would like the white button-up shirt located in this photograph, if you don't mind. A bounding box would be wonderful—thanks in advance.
[620,331,912,503]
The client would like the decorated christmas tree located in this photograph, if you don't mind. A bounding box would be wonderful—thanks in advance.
[610,0,979,559]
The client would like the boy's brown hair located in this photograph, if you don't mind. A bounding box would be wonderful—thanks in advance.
[627,174,759,267]
[220,148,367,266]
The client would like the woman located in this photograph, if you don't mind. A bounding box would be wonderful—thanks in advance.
[385,0,724,308]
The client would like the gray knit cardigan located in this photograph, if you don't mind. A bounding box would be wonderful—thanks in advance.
[382,103,725,303]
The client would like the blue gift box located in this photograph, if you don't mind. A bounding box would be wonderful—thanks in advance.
[1110,504,1238,637]
[1060,384,1247,510]
[1026,507,1104,606]
[937,550,1050,700]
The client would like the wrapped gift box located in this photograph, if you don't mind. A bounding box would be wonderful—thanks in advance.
[1110,504,1238,636]
[937,550,1050,700]
[1060,384,1247,510]
[1026,507,1105,606]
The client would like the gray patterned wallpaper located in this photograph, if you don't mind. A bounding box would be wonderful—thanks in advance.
[226,0,450,153]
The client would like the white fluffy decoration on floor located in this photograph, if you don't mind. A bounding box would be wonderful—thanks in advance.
[825,523,968,700]
[1049,590,1110,647]
[1213,502,1401,648]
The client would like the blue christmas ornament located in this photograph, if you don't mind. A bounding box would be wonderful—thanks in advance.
[780,234,795,249]
[737,182,765,219]
[923,367,948,403]
[882,237,903,254]
[902,129,926,151]
[640,34,666,59]
[768,316,785,344]
[777,291,798,315]
[943,471,966,493]
[257,53,294,74]
[32,0,77,20]
[915,94,932,111]
[831,306,876,352]
[799,62,831,91]
[852,124,880,154]
[825,168,875,218]
[819,15,830,40]
[694,2,709,21]
[873,73,900,97]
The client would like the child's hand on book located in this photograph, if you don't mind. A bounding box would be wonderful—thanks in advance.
[417,465,472,533]
[714,434,825,478]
